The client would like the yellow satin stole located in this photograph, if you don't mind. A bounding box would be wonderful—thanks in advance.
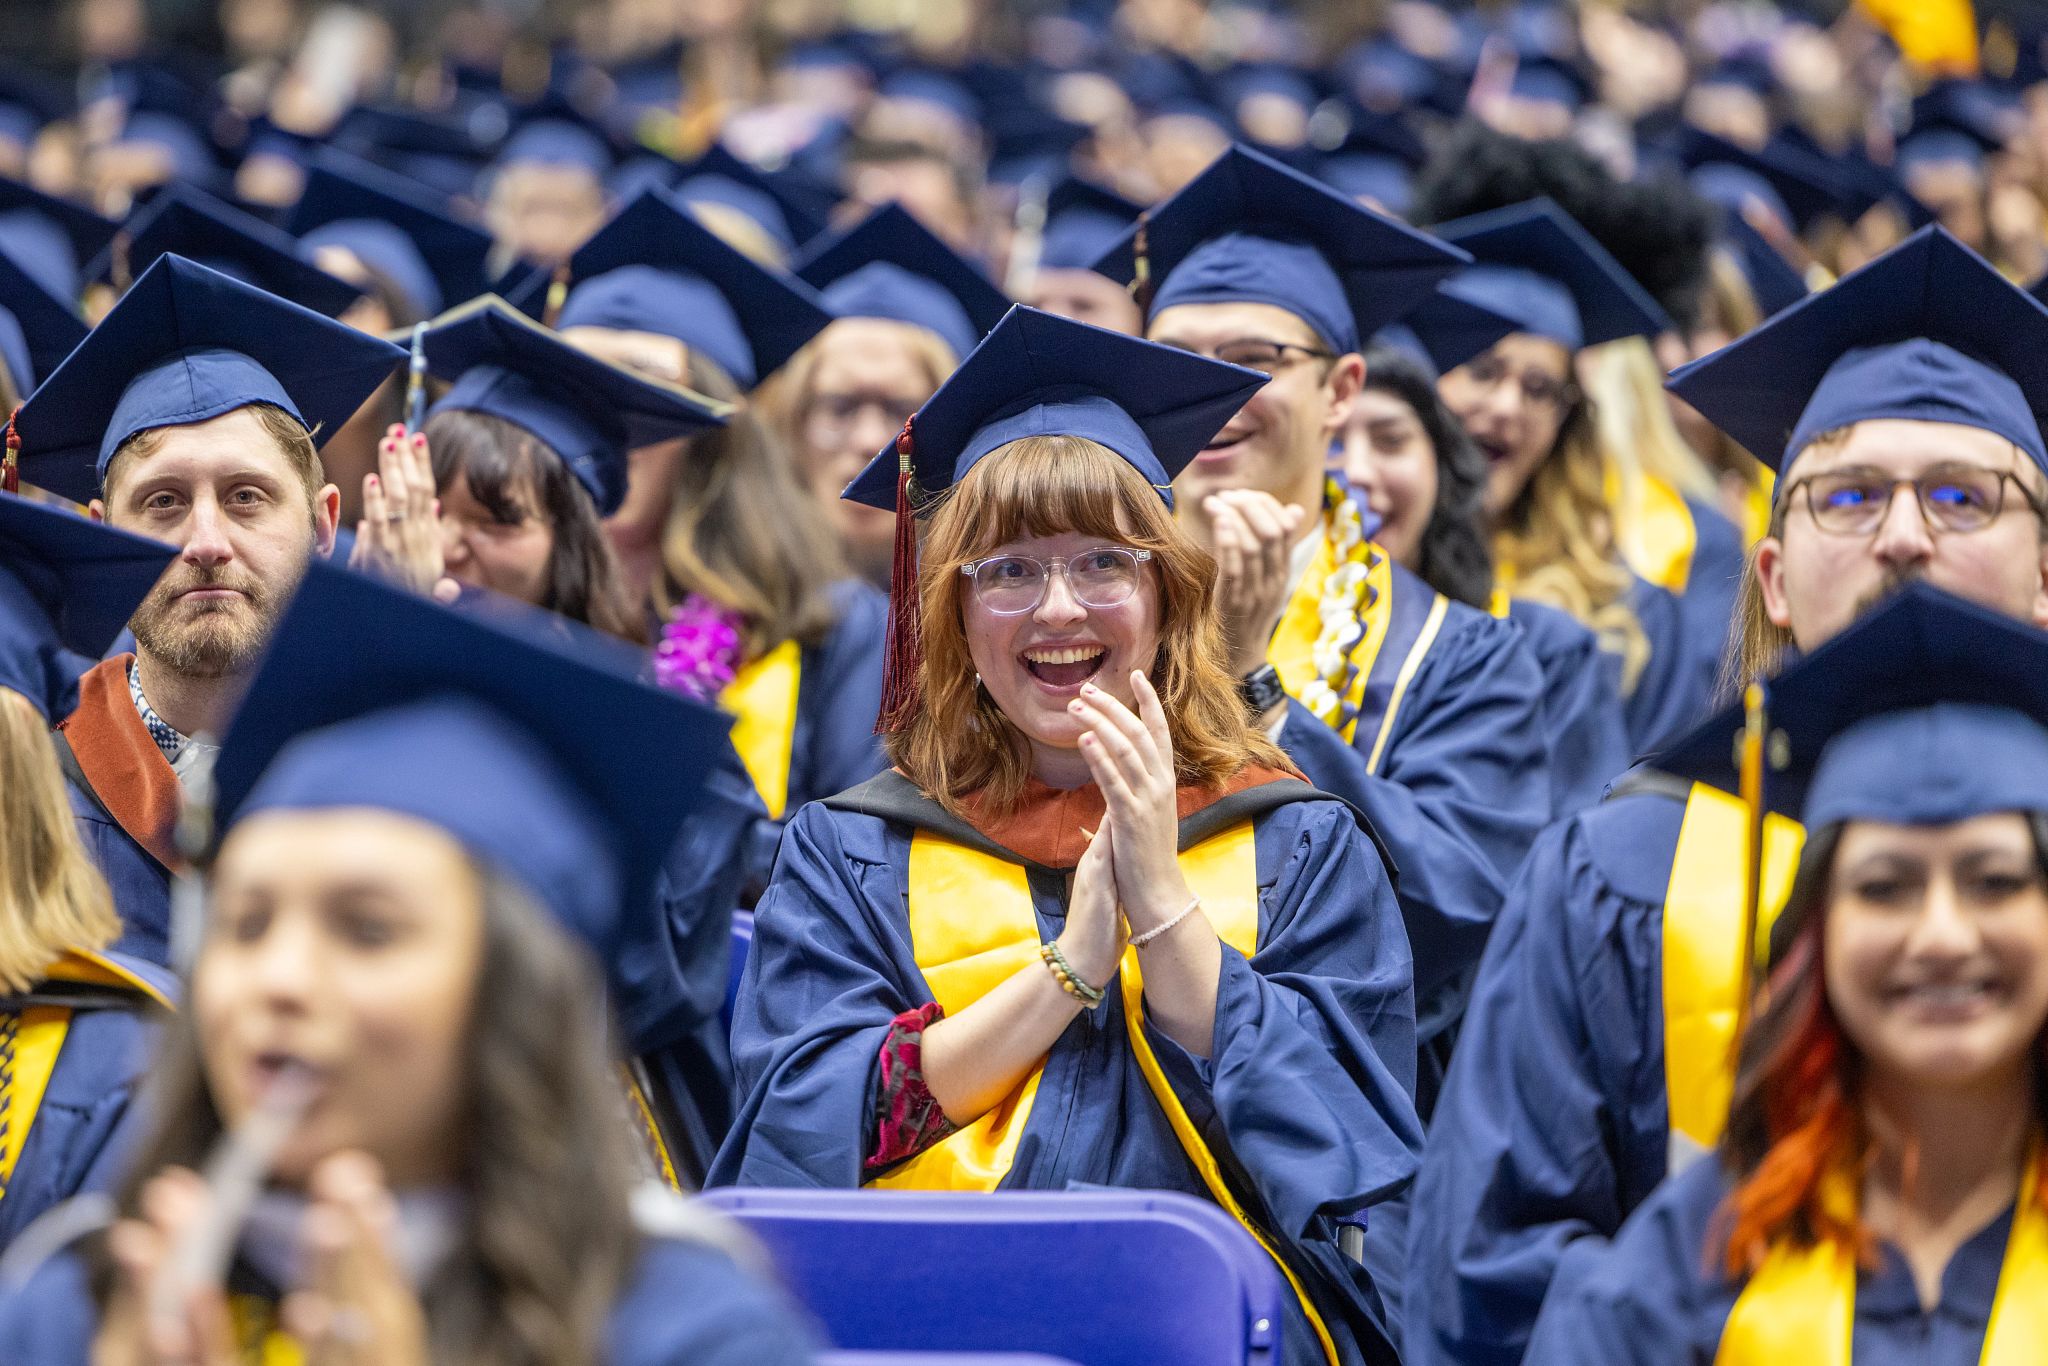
[721,638,803,820]
[873,824,1341,1366]
[1662,785,1806,1165]
[1607,463,1698,595]
[0,949,171,1203]
[1717,1144,2048,1366]
[228,1297,305,1366]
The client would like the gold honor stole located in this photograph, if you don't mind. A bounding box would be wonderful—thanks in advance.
[1606,463,1697,596]
[1662,785,1805,1167]
[0,949,171,1203]
[1717,1144,2048,1365]
[721,638,803,820]
[870,823,1342,1366]
[1269,527,1446,772]
[228,1298,305,1366]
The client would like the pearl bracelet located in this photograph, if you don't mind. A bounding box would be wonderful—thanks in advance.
[1129,895,1201,949]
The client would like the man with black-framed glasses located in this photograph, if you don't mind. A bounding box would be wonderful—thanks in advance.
[1409,226,2048,1366]
[1091,147,1555,1291]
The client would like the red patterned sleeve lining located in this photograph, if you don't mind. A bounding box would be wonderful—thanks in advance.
[866,1001,959,1171]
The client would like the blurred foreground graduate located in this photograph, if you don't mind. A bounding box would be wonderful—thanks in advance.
[0,496,176,1249]
[0,559,817,1366]
[1407,227,2048,1366]
[8,255,403,966]
[412,298,769,1175]
[712,308,1423,1366]
[1430,198,1713,754]
[1092,143,1550,1111]
[1527,587,2048,1365]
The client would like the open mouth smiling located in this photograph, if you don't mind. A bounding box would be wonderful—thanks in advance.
[1022,644,1109,690]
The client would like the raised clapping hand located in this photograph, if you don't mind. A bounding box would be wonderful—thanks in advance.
[1204,489,1307,676]
[1058,811,1128,989]
[1069,672,1196,939]
[347,424,460,604]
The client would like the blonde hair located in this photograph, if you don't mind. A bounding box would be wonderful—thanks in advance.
[754,319,960,459]
[0,689,120,992]
[888,436,1291,818]
[1495,398,1652,694]
[1583,335,1719,507]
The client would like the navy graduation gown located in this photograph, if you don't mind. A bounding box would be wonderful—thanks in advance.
[1273,566,1549,1076]
[1675,495,1742,701]
[54,657,179,965]
[1403,785,1688,1366]
[1621,574,1716,755]
[1525,1156,2018,1366]
[0,1231,818,1365]
[710,789,1423,1366]
[1506,598,1631,814]
[0,951,176,1251]
[737,579,888,894]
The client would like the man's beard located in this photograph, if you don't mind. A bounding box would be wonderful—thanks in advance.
[1851,564,1927,623]
[129,562,295,680]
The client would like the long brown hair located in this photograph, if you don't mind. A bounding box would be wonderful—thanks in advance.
[1494,394,1652,694]
[1716,818,2048,1275]
[103,864,640,1366]
[888,436,1291,818]
[0,689,120,992]
[426,409,647,644]
[654,351,847,659]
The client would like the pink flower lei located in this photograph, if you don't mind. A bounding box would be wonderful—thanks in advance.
[654,594,746,702]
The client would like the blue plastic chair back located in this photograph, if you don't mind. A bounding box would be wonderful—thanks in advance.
[724,910,754,1033]
[697,1188,1283,1365]
[819,1355,1083,1365]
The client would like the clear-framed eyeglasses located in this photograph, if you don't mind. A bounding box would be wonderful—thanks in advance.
[960,546,1154,615]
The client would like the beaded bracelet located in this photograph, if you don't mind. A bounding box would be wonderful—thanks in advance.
[1040,940,1106,1008]
[1129,895,1201,949]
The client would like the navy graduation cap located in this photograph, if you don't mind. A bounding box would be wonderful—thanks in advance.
[546,187,834,389]
[213,558,734,961]
[1654,583,2048,836]
[92,184,364,318]
[1378,276,1522,376]
[1036,175,1144,272]
[1667,128,1851,234]
[1432,197,1672,351]
[844,304,1267,515]
[0,236,87,395]
[0,173,119,278]
[1667,225,2048,475]
[0,493,176,720]
[286,148,498,317]
[793,202,1010,362]
[1091,142,1468,355]
[12,254,405,507]
[1719,211,1808,320]
[421,296,732,517]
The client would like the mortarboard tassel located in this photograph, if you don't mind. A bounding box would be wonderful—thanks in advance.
[875,414,923,734]
[543,264,571,328]
[2,406,18,495]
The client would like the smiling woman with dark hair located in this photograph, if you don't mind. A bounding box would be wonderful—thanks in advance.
[714,309,1425,1366]
[1527,588,2048,1366]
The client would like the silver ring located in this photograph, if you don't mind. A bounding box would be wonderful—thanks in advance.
[384,509,408,524]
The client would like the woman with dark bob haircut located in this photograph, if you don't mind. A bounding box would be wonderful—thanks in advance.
[714,309,1425,1366]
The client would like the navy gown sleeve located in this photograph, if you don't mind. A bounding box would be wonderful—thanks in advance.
[607,1234,820,1366]
[1621,575,1715,756]
[65,786,170,966]
[1402,797,1677,1366]
[740,580,889,894]
[1523,1158,1735,1366]
[1676,497,1742,690]
[1507,600,1631,814]
[1147,799,1424,1234]
[1277,610,1549,1050]
[709,803,914,1189]
[0,1249,96,1364]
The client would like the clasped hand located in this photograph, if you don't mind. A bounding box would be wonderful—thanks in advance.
[1055,672,1195,987]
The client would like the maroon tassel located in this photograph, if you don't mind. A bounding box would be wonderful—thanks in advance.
[2,405,19,496]
[1131,211,1155,321]
[875,415,923,734]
